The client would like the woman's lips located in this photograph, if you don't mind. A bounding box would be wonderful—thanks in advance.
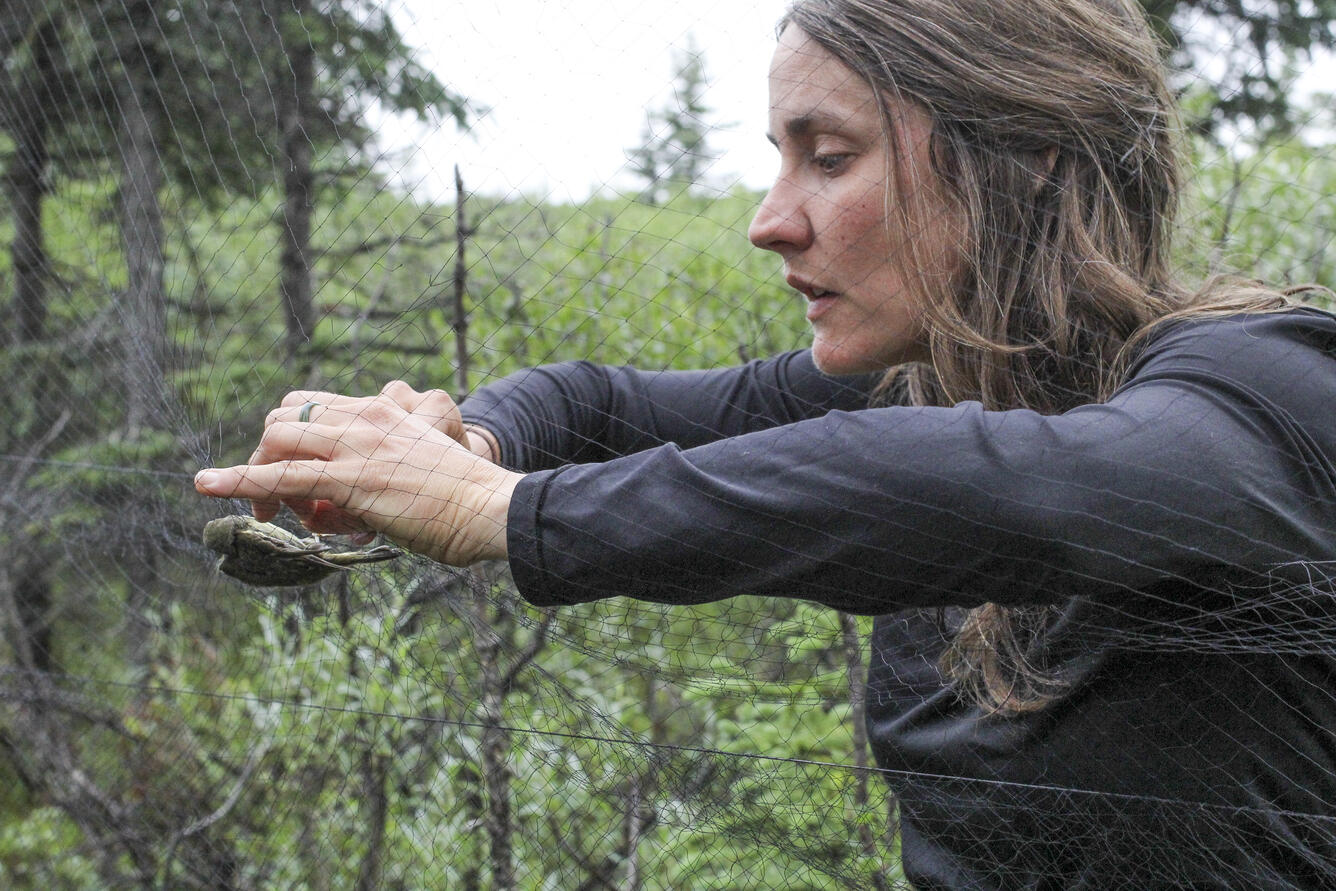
[805,291,840,321]
[786,275,841,322]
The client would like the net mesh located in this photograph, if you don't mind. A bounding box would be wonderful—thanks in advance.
[2,0,1335,888]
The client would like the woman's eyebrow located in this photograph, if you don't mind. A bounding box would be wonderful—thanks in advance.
[766,109,862,146]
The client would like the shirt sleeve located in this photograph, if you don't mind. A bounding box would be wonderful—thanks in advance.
[505,309,1336,613]
[458,350,880,471]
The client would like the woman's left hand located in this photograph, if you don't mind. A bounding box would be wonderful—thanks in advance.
[194,385,522,566]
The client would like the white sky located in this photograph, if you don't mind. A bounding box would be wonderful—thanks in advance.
[379,0,792,202]
[376,1,1336,203]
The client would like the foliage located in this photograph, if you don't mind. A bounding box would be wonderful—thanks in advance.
[1,5,1334,881]
[1140,0,1336,136]
[3,120,1336,882]
[1180,128,1336,292]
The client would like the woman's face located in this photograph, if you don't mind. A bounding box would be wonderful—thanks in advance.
[748,26,958,374]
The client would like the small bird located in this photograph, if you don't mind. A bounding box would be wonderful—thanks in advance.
[203,515,402,587]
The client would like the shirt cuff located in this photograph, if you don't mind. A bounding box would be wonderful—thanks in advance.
[506,466,587,607]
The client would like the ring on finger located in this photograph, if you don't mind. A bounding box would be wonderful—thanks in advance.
[298,401,321,423]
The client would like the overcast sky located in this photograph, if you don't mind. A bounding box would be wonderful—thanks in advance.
[379,0,792,202]
[377,1,1336,203]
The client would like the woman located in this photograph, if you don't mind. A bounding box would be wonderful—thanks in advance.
[197,0,1336,886]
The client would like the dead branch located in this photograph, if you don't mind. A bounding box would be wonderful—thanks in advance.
[500,608,555,691]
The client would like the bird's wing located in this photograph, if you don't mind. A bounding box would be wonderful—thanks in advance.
[321,545,403,567]
[242,522,331,558]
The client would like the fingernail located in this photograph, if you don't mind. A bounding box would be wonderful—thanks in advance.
[195,470,220,491]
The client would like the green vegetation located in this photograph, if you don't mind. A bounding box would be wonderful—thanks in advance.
[1,1,1333,887]
[0,169,898,886]
[2,122,1333,884]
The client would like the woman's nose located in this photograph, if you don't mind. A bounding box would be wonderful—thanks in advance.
[748,179,813,254]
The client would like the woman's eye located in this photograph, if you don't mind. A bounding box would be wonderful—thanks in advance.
[813,153,851,174]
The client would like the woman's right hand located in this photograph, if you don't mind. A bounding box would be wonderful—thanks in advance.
[229,381,500,545]
[195,384,521,565]
[362,381,499,462]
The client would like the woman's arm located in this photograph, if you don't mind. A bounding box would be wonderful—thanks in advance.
[192,353,877,561]
[460,351,880,472]
[197,309,1336,607]
[505,310,1336,613]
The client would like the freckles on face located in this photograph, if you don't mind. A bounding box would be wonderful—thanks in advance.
[749,26,957,375]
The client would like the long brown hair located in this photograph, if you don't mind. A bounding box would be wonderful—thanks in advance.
[780,0,1292,713]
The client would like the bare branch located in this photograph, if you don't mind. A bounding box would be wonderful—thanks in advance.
[501,608,555,691]
[0,407,70,507]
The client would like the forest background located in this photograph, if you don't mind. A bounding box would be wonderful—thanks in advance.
[0,1,1334,888]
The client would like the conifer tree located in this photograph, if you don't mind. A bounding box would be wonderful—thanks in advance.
[628,37,720,204]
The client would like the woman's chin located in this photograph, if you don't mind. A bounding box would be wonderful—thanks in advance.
[810,339,891,376]
[810,334,928,376]
[812,351,880,376]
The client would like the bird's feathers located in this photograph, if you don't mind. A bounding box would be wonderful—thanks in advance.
[203,515,402,587]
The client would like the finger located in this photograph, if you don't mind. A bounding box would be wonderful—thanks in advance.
[380,380,457,417]
[464,424,501,462]
[251,420,344,465]
[245,415,365,515]
[288,498,371,536]
[280,496,317,517]
[414,389,464,429]
[256,400,369,478]
[381,381,465,442]
[196,461,346,506]
[279,389,367,409]
[312,499,372,536]
[378,380,423,408]
[267,392,382,433]
[264,400,362,430]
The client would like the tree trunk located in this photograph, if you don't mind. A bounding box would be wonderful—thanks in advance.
[842,612,892,891]
[468,580,552,891]
[9,29,52,346]
[278,0,316,365]
[12,573,54,672]
[623,775,643,891]
[354,753,390,891]
[458,759,484,891]
[452,165,470,395]
[476,593,516,891]
[117,3,167,438]
[6,19,58,674]
[116,1,166,685]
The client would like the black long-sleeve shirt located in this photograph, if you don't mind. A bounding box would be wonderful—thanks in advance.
[461,308,1336,889]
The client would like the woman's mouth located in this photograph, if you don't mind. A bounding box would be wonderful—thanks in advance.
[786,275,843,321]
[804,287,840,321]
